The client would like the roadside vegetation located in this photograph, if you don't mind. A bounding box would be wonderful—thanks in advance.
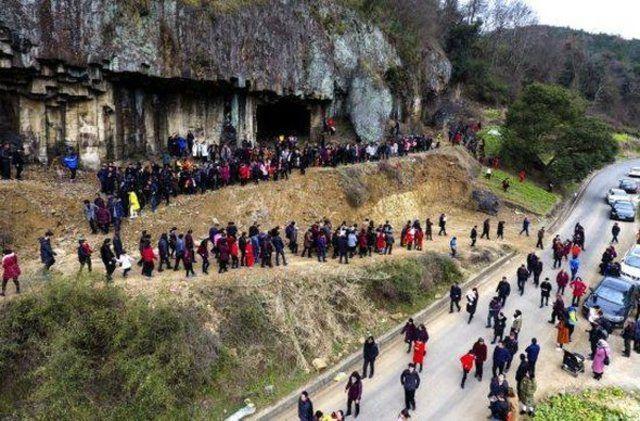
[481,169,559,215]
[536,388,640,420]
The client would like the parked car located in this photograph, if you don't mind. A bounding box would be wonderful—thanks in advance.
[619,178,639,194]
[610,200,636,221]
[607,188,632,206]
[629,167,640,178]
[582,277,637,328]
[621,245,640,284]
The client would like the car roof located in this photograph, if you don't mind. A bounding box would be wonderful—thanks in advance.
[599,277,634,292]
[614,200,634,207]
[610,188,626,194]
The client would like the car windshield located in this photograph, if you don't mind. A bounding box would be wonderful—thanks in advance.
[596,286,627,305]
[625,255,640,268]
[611,189,626,195]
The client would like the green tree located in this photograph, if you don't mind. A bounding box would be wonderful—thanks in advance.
[502,83,618,184]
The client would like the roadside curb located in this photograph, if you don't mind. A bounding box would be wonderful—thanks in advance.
[252,250,517,420]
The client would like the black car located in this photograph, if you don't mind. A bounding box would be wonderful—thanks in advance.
[582,277,637,328]
[610,200,636,221]
[619,179,639,194]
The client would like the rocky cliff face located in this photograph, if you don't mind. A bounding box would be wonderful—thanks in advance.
[0,0,451,167]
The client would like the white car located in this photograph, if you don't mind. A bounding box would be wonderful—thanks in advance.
[621,245,640,284]
[629,167,640,178]
[607,188,639,208]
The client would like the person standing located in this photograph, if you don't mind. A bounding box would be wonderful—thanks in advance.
[412,339,427,373]
[362,336,379,378]
[298,391,313,421]
[450,236,458,257]
[515,354,530,394]
[569,256,580,280]
[486,296,502,328]
[492,341,510,377]
[555,318,570,350]
[77,238,93,273]
[100,238,117,281]
[496,220,505,240]
[83,200,99,234]
[460,349,475,388]
[592,339,611,380]
[400,363,420,411]
[622,321,636,357]
[504,332,519,372]
[401,319,417,353]
[510,310,523,338]
[197,239,210,274]
[1,248,21,296]
[496,277,511,306]
[472,337,488,380]
[556,269,569,295]
[611,222,620,244]
[536,227,545,249]
[141,241,157,278]
[449,281,462,313]
[481,219,491,240]
[516,264,528,296]
[114,251,133,278]
[466,288,479,324]
[344,371,362,418]
[39,230,56,271]
[438,213,447,236]
[425,218,433,241]
[492,312,507,344]
[158,233,171,271]
[470,225,478,247]
[518,372,537,416]
[540,277,552,307]
[524,338,540,377]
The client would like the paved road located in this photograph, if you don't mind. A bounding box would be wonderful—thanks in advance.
[279,159,640,420]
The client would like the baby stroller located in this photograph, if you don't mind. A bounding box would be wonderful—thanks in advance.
[561,350,585,377]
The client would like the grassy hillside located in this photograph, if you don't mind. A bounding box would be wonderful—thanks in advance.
[536,388,640,420]
[480,169,559,215]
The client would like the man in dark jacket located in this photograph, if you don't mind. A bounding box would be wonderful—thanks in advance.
[540,277,552,307]
[496,277,511,306]
[100,238,117,281]
[515,353,530,390]
[362,336,379,378]
[486,296,502,328]
[503,332,519,372]
[158,233,171,271]
[401,318,417,353]
[39,230,56,270]
[400,363,420,411]
[536,227,545,249]
[611,222,621,244]
[525,338,540,377]
[548,294,565,324]
[492,312,507,344]
[271,229,287,266]
[481,218,491,240]
[297,391,313,421]
[285,221,298,254]
[517,264,529,296]
[470,225,478,247]
[532,259,543,287]
[471,337,488,380]
[492,341,510,377]
[449,281,462,312]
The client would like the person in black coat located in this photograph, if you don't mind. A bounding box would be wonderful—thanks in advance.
[496,220,505,240]
[401,318,417,353]
[532,260,543,287]
[271,228,287,266]
[100,238,117,281]
[515,353,530,391]
[297,391,313,421]
[362,336,379,378]
[466,288,479,324]
[39,230,56,270]
[337,234,349,264]
[470,225,478,247]
[516,265,529,296]
[415,324,429,343]
[400,363,420,411]
[496,277,511,306]
[491,312,507,344]
[540,277,552,307]
[449,282,462,312]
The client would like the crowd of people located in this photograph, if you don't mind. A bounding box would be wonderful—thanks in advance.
[296,220,640,420]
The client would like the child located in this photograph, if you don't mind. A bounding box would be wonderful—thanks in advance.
[115,252,133,278]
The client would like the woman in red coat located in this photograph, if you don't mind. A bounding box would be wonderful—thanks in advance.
[376,231,386,254]
[404,229,414,251]
[412,340,427,372]
[245,242,254,268]
[1,249,21,296]
[414,228,424,251]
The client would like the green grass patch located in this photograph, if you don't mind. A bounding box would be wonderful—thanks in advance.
[481,169,559,215]
[483,108,504,122]
[614,132,640,158]
[536,388,640,420]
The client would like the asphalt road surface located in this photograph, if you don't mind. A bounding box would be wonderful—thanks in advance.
[279,159,640,420]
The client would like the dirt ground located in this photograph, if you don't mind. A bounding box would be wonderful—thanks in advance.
[1,146,550,300]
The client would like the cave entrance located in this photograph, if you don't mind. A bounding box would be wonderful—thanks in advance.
[0,95,19,146]
[256,99,311,141]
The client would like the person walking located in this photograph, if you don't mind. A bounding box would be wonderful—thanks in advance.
[1,248,21,296]
[401,318,417,353]
[141,241,157,278]
[481,219,491,240]
[486,296,502,328]
[496,277,511,306]
[492,341,510,377]
[515,354,530,394]
[516,264,528,296]
[449,281,462,313]
[492,312,507,344]
[504,332,519,372]
[39,230,56,271]
[536,227,545,250]
[77,238,93,273]
[460,349,475,388]
[592,339,611,380]
[555,318,570,350]
[100,238,117,281]
[519,217,530,236]
[496,220,505,240]
[569,277,587,306]
[470,225,478,247]
[622,321,636,357]
[466,288,479,324]
[115,251,133,278]
[539,277,552,308]
[518,372,537,416]
[524,338,540,377]
[556,269,569,295]
[400,363,420,411]
[611,222,620,244]
[438,213,447,236]
[472,337,488,381]
[344,371,362,418]
[362,336,379,378]
[298,391,313,421]
[450,236,458,257]
[569,256,580,280]
[412,339,427,373]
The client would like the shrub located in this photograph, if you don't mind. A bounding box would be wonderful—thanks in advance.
[0,279,217,419]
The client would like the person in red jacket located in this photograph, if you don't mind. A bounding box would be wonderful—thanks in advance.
[412,340,427,372]
[570,277,588,306]
[460,350,476,388]
[141,242,157,278]
[1,248,21,296]
[238,163,250,186]
[556,269,569,295]
[471,337,488,381]
[414,228,424,251]
[245,241,254,268]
